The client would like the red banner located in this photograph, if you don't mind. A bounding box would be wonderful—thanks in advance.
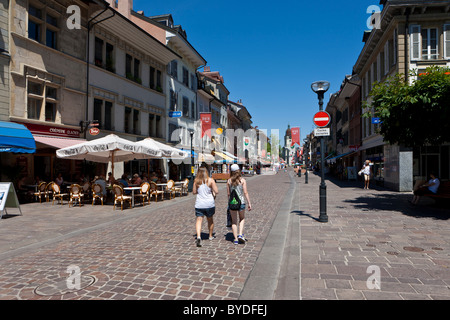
[291,127,300,147]
[200,113,211,138]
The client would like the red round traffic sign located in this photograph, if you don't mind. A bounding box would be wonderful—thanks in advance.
[313,111,331,127]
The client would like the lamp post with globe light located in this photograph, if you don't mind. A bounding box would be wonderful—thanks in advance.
[311,81,330,223]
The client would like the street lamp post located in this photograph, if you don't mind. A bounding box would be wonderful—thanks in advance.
[311,81,330,223]
[188,129,195,192]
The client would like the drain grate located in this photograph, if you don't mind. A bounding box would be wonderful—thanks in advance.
[403,246,424,252]
[34,275,96,296]
[387,251,399,256]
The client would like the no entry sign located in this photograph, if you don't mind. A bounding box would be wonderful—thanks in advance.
[313,111,331,127]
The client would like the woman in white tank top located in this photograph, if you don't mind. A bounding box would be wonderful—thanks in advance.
[193,167,219,247]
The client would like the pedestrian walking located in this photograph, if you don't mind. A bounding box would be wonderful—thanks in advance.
[361,160,372,189]
[227,164,252,245]
[193,167,219,247]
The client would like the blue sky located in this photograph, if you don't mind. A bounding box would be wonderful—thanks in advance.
[134,0,378,145]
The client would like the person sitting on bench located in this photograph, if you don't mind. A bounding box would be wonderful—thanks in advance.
[411,172,440,205]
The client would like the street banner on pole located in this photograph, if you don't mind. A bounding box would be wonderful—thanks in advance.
[291,127,300,147]
[200,113,211,138]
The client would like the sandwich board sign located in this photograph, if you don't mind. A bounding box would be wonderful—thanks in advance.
[0,183,22,219]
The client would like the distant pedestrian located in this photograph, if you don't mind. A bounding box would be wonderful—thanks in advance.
[193,167,219,247]
[227,164,252,245]
[361,160,372,189]
[411,172,440,205]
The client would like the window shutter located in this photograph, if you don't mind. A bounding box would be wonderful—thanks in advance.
[444,24,450,59]
[410,25,421,60]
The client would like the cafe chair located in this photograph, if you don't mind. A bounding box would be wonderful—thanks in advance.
[34,182,47,203]
[45,182,54,202]
[165,180,176,200]
[136,182,150,206]
[112,184,132,211]
[52,183,68,205]
[149,182,164,202]
[68,184,84,207]
[92,183,105,206]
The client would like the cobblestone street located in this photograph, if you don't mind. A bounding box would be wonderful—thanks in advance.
[0,169,449,301]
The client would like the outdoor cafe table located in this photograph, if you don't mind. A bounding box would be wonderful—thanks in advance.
[123,186,142,208]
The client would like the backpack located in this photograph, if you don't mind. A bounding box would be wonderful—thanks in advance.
[229,187,242,211]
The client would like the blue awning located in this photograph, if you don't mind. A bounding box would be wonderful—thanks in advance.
[179,148,198,157]
[0,121,36,153]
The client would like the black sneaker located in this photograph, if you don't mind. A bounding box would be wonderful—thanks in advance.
[196,238,202,247]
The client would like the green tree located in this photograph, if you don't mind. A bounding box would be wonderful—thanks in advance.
[364,66,450,147]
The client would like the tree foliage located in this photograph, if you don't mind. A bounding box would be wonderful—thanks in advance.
[364,66,450,147]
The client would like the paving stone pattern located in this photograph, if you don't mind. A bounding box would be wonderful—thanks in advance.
[297,172,450,300]
[0,172,288,300]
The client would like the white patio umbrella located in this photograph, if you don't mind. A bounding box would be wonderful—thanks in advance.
[56,134,161,176]
[136,138,189,160]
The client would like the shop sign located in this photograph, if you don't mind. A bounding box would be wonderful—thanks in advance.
[19,123,80,138]
[89,127,100,136]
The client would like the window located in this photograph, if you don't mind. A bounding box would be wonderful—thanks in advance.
[380,51,385,76]
[150,67,155,89]
[182,67,189,87]
[28,5,42,42]
[45,102,56,122]
[93,99,113,131]
[422,28,438,60]
[190,74,195,90]
[169,60,178,79]
[156,70,162,91]
[182,96,189,117]
[411,25,439,61]
[126,54,141,83]
[104,101,112,130]
[133,109,140,135]
[94,99,103,127]
[95,37,104,67]
[445,24,450,59]
[27,98,41,120]
[126,54,133,78]
[191,101,195,119]
[27,80,59,122]
[28,4,58,49]
[124,107,131,134]
[105,43,114,72]
[170,90,177,111]
[148,114,154,137]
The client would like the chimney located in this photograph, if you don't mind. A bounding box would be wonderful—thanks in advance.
[204,66,210,72]
[117,0,133,18]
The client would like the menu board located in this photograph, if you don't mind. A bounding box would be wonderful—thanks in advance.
[0,183,22,218]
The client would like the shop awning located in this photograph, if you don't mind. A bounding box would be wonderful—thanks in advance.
[0,121,36,153]
[34,135,86,149]
[214,151,236,164]
[326,151,355,164]
[197,153,215,164]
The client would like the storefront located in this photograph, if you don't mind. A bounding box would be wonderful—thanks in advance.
[13,122,86,183]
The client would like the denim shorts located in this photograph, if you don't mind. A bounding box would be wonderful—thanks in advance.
[195,207,216,217]
[228,203,246,211]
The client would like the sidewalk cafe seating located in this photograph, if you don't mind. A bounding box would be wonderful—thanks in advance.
[165,180,176,200]
[82,182,91,202]
[68,184,84,208]
[34,182,47,203]
[92,183,104,206]
[45,182,54,202]
[112,184,132,211]
[149,182,164,202]
[52,183,68,205]
[136,182,150,206]
[173,179,189,196]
